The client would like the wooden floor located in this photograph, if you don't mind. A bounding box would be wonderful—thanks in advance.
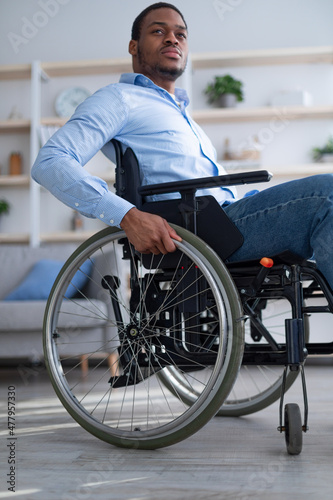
[0,360,332,500]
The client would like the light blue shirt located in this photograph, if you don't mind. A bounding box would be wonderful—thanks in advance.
[31,73,236,227]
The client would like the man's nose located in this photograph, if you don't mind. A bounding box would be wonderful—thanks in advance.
[164,32,178,45]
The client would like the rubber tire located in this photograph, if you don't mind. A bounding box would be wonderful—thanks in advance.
[284,403,303,455]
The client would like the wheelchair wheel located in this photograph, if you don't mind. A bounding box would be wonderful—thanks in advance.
[284,403,302,455]
[43,226,244,449]
[163,296,309,417]
[217,298,309,416]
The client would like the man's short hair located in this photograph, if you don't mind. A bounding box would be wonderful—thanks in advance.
[131,2,187,41]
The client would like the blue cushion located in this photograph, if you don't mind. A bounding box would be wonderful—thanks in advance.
[3,259,93,301]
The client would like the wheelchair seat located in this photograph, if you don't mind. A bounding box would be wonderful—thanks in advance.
[227,250,312,269]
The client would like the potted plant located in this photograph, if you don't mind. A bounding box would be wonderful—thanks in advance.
[0,199,10,216]
[204,74,244,107]
[312,136,333,162]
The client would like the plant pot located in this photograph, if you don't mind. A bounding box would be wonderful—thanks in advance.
[219,93,237,108]
[320,154,333,163]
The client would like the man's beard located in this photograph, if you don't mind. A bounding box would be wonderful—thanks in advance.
[155,64,185,80]
[137,46,186,81]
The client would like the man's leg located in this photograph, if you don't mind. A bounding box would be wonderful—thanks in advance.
[224,174,333,289]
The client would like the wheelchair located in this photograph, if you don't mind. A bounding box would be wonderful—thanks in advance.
[43,140,333,454]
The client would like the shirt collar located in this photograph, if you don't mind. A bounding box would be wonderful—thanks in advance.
[119,73,189,107]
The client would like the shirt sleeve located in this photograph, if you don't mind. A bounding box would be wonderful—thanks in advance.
[31,85,135,228]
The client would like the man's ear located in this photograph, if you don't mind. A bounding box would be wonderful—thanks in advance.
[128,40,138,56]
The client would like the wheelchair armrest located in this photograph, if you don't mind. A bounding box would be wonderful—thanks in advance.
[138,170,272,197]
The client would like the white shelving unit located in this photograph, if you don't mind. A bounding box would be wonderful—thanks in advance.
[0,46,332,245]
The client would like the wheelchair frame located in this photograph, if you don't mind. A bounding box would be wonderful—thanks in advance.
[42,140,333,455]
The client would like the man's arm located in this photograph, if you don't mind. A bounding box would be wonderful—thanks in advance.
[32,85,181,254]
[120,207,182,255]
[31,86,136,227]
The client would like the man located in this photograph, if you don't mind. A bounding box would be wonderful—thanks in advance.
[32,3,333,290]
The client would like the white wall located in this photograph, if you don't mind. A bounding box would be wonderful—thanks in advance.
[1,0,333,64]
[0,0,333,235]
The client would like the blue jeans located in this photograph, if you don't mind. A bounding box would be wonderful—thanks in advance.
[224,174,333,290]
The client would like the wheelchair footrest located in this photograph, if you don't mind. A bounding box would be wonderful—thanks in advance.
[108,365,159,388]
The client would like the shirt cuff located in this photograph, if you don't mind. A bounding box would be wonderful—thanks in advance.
[93,191,135,228]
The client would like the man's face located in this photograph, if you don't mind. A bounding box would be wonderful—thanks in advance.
[129,8,188,86]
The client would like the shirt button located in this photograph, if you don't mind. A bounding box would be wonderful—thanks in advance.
[75,203,79,207]
[110,219,114,224]
[100,213,104,218]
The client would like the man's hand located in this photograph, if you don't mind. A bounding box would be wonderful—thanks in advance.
[120,207,182,255]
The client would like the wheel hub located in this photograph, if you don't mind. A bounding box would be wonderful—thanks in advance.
[126,323,141,339]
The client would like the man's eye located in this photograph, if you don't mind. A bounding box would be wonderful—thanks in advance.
[177,33,187,39]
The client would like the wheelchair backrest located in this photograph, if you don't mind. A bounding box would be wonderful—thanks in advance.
[112,139,143,209]
[111,139,244,260]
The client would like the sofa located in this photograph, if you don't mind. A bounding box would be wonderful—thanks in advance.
[0,243,119,367]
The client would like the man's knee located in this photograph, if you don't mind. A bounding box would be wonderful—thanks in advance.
[310,174,333,194]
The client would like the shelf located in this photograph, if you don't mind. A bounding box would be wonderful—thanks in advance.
[41,117,67,127]
[40,231,95,243]
[222,160,261,170]
[41,58,132,78]
[223,163,333,178]
[0,233,30,244]
[268,163,333,177]
[0,119,30,133]
[0,175,30,187]
[0,231,103,244]
[98,173,115,183]
[192,105,333,124]
[0,57,132,81]
[0,64,31,80]
[192,46,333,69]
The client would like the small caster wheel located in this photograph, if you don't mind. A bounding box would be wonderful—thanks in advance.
[284,403,302,455]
